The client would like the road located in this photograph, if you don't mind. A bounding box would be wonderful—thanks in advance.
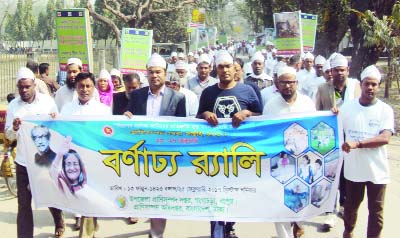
[0,136,399,238]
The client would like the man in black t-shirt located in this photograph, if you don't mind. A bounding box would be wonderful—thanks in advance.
[196,51,262,238]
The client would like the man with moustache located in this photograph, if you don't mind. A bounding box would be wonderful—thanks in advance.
[335,65,394,238]
[5,67,64,238]
[245,51,273,89]
[124,53,186,238]
[197,51,262,238]
[54,58,100,111]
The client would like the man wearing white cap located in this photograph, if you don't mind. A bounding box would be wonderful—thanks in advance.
[265,48,278,77]
[302,55,327,102]
[245,51,273,89]
[166,72,199,117]
[174,60,192,87]
[5,67,64,238]
[186,54,218,97]
[336,65,394,238]
[167,52,178,73]
[260,61,286,106]
[263,66,315,238]
[265,40,275,60]
[110,68,125,93]
[124,53,185,238]
[54,58,100,112]
[296,52,316,94]
[197,51,262,238]
[177,52,185,61]
[315,53,360,110]
[187,52,198,76]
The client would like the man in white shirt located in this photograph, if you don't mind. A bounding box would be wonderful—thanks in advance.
[60,72,111,238]
[297,52,316,94]
[166,72,199,117]
[5,67,64,238]
[302,55,326,102]
[174,60,192,87]
[55,58,100,112]
[262,66,316,238]
[245,51,273,89]
[336,65,394,238]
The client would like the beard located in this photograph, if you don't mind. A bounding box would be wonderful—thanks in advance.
[66,78,75,89]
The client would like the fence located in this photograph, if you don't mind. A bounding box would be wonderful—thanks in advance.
[0,48,119,103]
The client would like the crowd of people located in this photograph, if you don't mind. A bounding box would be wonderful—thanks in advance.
[4,39,394,238]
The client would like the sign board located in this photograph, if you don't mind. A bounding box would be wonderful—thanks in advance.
[120,28,153,74]
[55,9,93,72]
[301,13,318,52]
[273,11,303,56]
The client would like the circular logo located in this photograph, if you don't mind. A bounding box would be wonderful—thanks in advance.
[115,195,127,209]
[103,126,114,136]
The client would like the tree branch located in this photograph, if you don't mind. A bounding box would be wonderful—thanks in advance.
[86,1,122,46]
[103,0,137,23]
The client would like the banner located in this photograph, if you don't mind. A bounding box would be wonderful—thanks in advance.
[207,27,218,46]
[301,13,318,52]
[22,112,342,221]
[55,9,93,72]
[273,11,303,56]
[120,28,153,74]
[192,8,206,24]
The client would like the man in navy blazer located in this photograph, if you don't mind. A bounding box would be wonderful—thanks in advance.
[124,53,185,238]
[125,54,186,118]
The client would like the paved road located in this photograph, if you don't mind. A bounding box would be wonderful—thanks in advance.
[0,137,399,237]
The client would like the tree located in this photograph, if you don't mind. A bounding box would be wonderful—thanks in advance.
[5,0,28,45]
[86,0,197,46]
[356,1,400,98]
[25,0,38,45]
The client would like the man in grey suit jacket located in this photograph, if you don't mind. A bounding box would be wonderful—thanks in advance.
[124,53,185,238]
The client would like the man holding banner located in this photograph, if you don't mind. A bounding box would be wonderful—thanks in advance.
[5,67,64,238]
[124,53,186,238]
[197,51,262,238]
[263,66,316,238]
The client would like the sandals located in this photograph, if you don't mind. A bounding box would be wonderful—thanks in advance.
[55,226,65,238]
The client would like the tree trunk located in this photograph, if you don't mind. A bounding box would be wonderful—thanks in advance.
[385,54,391,98]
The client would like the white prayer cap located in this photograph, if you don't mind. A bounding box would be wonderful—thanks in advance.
[198,48,203,54]
[252,51,265,63]
[328,52,338,61]
[330,53,348,68]
[198,54,211,64]
[177,52,185,58]
[265,41,274,46]
[67,58,82,67]
[110,68,121,77]
[360,65,381,82]
[188,52,194,57]
[194,53,199,59]
[303,52,314,60]
[315,55,326,65]
[273,61,287,74]
[175,60,188,70]
[261,49,267,54]
[147,53,167,69]
[16,67,35,82]
[272,48,278,54]
[277,66,297,78]
[171,52,178,57]
[98,69,111,80]
[215,51,233,66]
[322,60,331,72]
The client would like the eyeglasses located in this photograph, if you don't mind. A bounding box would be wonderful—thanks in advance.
[278,80,297,86]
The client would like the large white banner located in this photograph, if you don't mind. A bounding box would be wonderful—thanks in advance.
[21,113,343,222]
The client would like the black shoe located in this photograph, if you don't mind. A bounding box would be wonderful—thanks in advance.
[225,230,238,238]
[320,223,332,232]
[74,217,81,231]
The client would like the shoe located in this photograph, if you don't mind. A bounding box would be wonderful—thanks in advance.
[320,223,332,232]
[225,230,238,238]
[293,223,304,238]
[338,206,344,218]
[127,217,139,224]
[74,217,81,231]
[55,225,65,238]
[343,230,353,238]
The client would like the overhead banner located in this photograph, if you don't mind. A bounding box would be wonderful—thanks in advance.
[120,28,153,74]
[55,9,93,72]
[273,11,303,56]
[301,13,318,52]
[22,112,342,221]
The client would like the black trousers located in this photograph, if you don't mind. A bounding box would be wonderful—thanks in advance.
[16,163,64,238]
